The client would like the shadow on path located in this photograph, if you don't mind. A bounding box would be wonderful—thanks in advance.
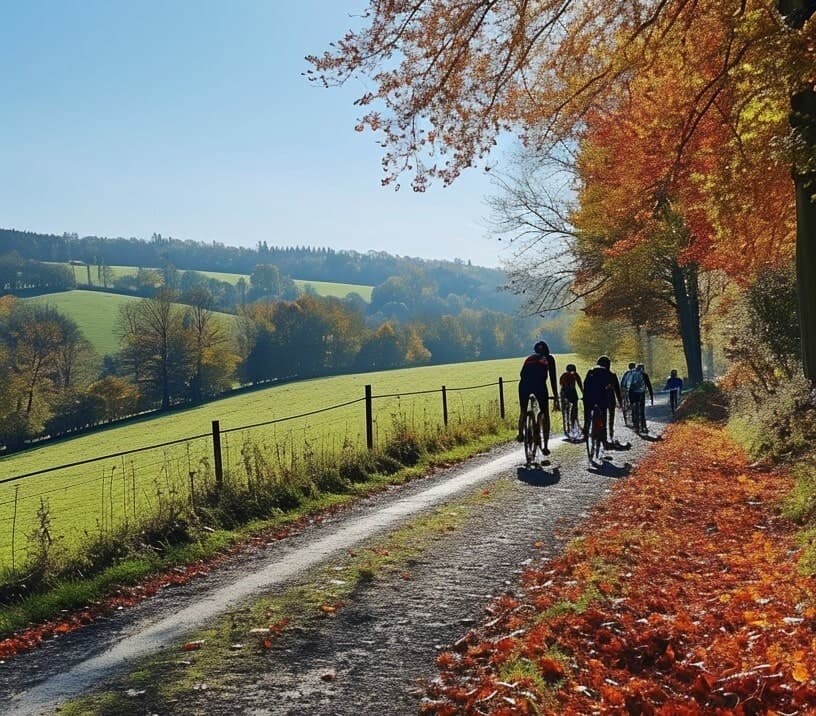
[637,433,662,443]
[516,466,561,487]
[587,460,632,479]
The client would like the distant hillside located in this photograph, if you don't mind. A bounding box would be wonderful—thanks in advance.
[48,263,374,303]
[25,290,238,356]
[0,228,517,313]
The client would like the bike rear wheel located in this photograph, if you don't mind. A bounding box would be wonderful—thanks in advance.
[524,410,537,464]
[587,406,605,461]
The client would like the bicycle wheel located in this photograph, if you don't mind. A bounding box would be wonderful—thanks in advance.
[561,397,570,437]
[524,409,537,464]
[622,394,631,427]
[588,406,604,461]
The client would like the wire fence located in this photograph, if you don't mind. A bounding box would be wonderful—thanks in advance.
[0,377,516,573]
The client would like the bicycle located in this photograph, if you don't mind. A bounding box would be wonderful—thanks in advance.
[523,394,555,466]
[621,391,632,427]
[629,392,646,434]
[560,393,580,440]
[669,388,680,415]
[585,403,606,463]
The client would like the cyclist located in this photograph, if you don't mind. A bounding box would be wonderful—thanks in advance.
[619,362,636,427]
[517,341,559,455]
[629,363,654,433]
[582,356,622,447]
[665,369,683,413]
[605,360,624,444]
[559,363,583,437]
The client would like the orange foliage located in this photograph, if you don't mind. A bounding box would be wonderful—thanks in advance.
[311,1,810,277]
[423,423,816,713]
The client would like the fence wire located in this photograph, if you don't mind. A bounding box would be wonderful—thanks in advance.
[0,377,514,572]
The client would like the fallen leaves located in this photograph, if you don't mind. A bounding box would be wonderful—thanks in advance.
[423,422,816,714]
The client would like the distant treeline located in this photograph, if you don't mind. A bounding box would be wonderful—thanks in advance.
[0,229,573,451]
[0,290,544,453]
[0,228,519,313]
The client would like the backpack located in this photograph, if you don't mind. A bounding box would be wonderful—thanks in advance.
[629,370,646,393]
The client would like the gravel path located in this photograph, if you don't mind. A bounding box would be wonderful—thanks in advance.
[0,399,670,715]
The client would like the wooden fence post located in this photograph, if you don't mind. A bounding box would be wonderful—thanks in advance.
[212,420,223,488]
[441,385,448,426]
[498,377,505,419]
[365,385,374,450]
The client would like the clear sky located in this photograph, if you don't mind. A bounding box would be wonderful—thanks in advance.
[0,1,511,268]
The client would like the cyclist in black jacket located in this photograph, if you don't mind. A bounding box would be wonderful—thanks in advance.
[582,355,622,447]
[517,341,559,454]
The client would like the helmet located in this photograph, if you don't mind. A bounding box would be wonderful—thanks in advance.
[597,355,611,368]
[636,363,645,370]
[566,363,576,372]
[670,369,678,376]
[533,341,549,355]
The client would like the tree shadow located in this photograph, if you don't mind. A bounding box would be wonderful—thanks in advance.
[516,465,561,486]
[587,460,632,479]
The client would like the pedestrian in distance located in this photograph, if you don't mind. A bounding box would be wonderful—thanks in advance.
[665,369,683,414]
[517,340,559,455]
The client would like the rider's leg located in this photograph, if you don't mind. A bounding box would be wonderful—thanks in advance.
[629,391,642,431]
[606,405,615,445]
[517,391,526,440]
[540,398,551,454]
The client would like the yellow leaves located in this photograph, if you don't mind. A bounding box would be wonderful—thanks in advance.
[792,661,809,683]
[742,610,770,628]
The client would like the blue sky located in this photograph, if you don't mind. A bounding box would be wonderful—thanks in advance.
[0,1,510,267]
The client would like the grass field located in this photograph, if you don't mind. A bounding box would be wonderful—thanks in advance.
[25,290,240,357]
[0,354,583,570]
[53,263,374,302]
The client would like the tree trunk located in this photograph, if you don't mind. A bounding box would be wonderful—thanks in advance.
[670,260,704,385]
[794,171,816,381]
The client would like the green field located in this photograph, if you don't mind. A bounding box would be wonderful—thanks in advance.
[54,263,374,302]
[25,290,239,357]
[0,354,582,570]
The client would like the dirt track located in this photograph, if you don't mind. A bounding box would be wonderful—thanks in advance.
[0,399,670,716]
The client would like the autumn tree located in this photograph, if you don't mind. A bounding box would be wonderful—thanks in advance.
[118,289,194,410]
[310,1,814,373]
[183,287,238,402]
[355,322,405,371]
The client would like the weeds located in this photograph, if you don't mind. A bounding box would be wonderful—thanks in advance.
[0,406,512,628]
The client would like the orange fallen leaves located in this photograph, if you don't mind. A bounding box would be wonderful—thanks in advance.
[423,422,816,714]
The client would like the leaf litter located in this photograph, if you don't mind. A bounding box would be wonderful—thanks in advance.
[422,422,816,714]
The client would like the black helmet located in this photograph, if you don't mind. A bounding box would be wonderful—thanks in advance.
[597,355,611,368]
[533,341,549,355]
[566,363,576,372]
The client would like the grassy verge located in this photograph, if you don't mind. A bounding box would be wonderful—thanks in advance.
[0,411,514,644]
